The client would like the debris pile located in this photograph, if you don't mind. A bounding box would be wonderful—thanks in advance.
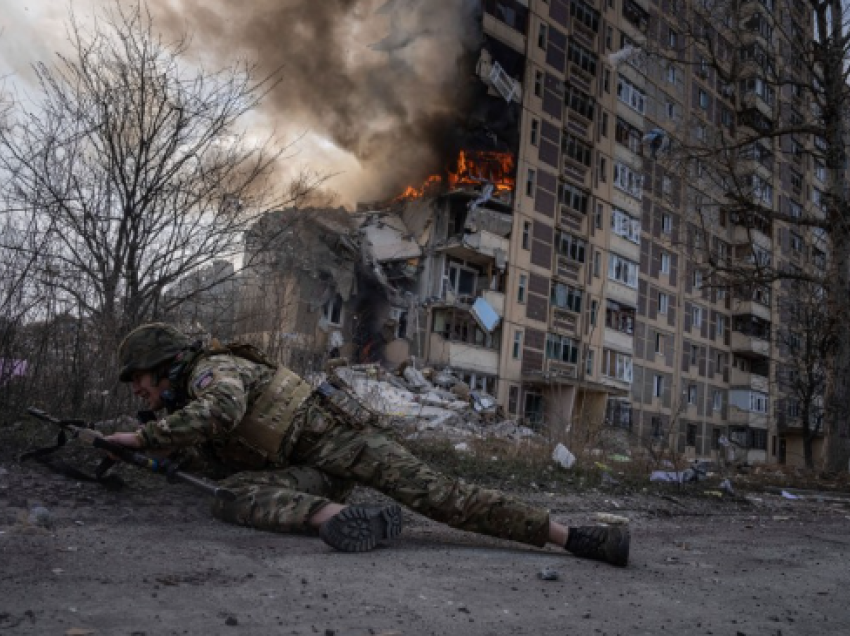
[331,362,540,444]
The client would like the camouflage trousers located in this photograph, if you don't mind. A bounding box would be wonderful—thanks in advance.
[209,403,551,547]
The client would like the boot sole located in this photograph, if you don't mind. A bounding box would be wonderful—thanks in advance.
[319,504,403,553]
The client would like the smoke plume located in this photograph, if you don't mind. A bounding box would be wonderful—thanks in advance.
[152,0,483,203]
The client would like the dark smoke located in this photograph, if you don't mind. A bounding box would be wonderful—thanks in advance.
[152,0,483,202]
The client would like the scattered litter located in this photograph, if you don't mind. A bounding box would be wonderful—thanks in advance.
[552,443,576,469]
[594,513,629,526]
[720,479,735,495]
[453,442,470,453]
[781,490,801,500]
[537,566,559,581]
[704,491,723,497]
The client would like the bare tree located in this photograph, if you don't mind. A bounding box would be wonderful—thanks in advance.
[627,0,850,470]
[0,2,316,341]
[774,280,834,468]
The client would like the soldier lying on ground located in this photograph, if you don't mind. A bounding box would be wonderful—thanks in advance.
[104,323,630,566]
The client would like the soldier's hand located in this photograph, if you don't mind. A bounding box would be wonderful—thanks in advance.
[103,432,143,449]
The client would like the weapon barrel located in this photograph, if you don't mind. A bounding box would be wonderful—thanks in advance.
[26,407,236,501]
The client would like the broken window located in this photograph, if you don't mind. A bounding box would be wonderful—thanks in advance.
[432,308,499,350]
[605,300,635,334]
[444,261,479,300]
[323,294,344,326]
[602,349,633,382]
[565,85,595,121]
[555,231,587,263]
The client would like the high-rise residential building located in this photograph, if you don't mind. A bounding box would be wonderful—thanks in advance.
[474,0,824,467]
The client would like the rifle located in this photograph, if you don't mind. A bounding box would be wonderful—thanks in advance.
[22,407,235,502]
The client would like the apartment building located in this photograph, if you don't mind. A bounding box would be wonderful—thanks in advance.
[479,0,824,466]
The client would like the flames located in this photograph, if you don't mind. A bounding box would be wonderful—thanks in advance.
[394,149,515,202]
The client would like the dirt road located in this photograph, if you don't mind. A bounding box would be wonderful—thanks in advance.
[2,454,849,636]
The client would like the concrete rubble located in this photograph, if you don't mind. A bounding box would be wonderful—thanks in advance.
[330,363,540,444]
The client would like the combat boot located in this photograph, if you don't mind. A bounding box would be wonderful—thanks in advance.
[565,525,630,567]
[319,504,403,553]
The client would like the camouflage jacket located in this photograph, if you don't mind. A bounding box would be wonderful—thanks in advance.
[137,353,276,450]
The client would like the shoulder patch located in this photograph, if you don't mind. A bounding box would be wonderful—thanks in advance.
[194,370,215,391]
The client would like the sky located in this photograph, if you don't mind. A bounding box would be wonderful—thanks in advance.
[0,1,479,208]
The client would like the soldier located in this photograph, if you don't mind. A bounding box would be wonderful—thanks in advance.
[104,323,630,565]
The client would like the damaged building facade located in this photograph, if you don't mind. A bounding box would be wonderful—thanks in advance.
[238,0,824,468]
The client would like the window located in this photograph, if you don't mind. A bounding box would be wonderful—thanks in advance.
[559,182,590,214]
[740,76,775,106]
[686,423,697,446]
[790,170,803,193]
[508,386,519,415]
[668,28,678,48]
[615,117,642,154]
[617,77,646,114]
[546,334,581,364]
[665,100,677,120]
[530,119,539,146]
[534,70,544,98]
[717,315,726,337]
[666,64,678,84]
[513,330,523,359]
[662,213,672,234]
[612,208,641,243]
[571,0,601,32]
[613,162,644,199]
[653,374,664,397]
[445,261,478,297]
[651,416,664,439]
[751,428,767,450]
[602,349,634,382]
[605,300,635,334]
[568,40,598,76]
[750,392,769,413]
[713,390,723,411]
[594,251,601,276]
[551,282,583,313]
[595,202,603,229]
[790,232,803,253]
[585,348,594,376]
[658,292,669,314]
[693,270,703,290]
[556,231,587,263]
[598,156,607,183]
[814,160,826,182]
[562,133,593,166]
[608,254,639,288]
[522,221,531,249]
[693,305,704,328]
[661,251,671,274]
[526,168,536,197]
[590,299,598,326]
[687,385,698,404]
[655,332,663,353]
[538,22,549,49]
[389,308,408,339]
[517,274,527,303]
[600,111,608,137]
[565,85,596,121]
[789,200,802,218]
[323,294,344,326]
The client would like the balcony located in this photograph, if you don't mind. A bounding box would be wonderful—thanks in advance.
[428,332,500,376]
[728,407,769,428]
[438,230,509,267]
[550,306,579,336]
[555,254,584,282]
[730,367,769,392]
[731,332,770,357]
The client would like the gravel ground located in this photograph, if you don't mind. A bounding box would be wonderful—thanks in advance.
[2,436,849,636]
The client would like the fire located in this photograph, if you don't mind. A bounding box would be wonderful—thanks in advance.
[448,149,515,194]
[394,149,515,202]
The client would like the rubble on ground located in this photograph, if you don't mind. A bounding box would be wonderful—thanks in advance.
[330,362,541,444]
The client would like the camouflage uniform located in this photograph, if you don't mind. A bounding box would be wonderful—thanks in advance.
[137,353,551,547]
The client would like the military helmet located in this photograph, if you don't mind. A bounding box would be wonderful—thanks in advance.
[118,323,192,382]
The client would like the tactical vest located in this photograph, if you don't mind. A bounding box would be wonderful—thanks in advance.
[175,340,314,469]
